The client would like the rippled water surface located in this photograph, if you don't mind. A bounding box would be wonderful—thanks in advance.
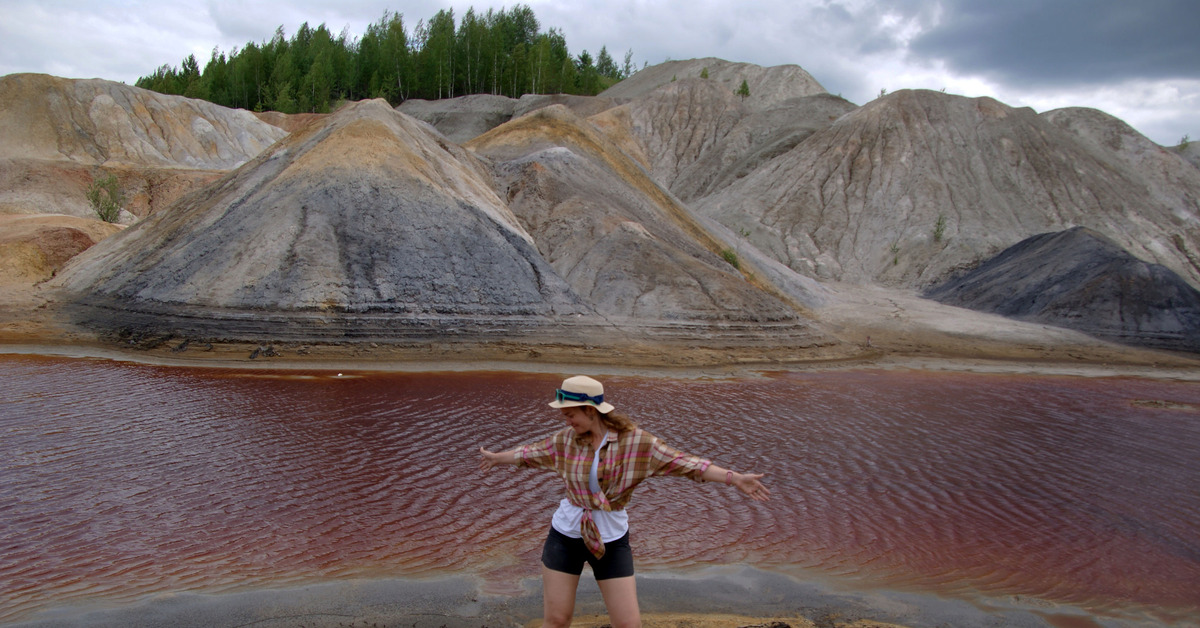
[2,355,1199,624]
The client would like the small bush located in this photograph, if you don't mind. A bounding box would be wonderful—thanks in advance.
[86,174,125,223]
[933,214,947,242]
[721,248,740,269]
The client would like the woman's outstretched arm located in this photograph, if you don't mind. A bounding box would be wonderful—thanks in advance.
[701,463,771,501]
[478,446,521,472]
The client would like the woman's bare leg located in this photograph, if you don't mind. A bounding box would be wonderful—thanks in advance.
[542,565,582,628]
[596,575,641,628]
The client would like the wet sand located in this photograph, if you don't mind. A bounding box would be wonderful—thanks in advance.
[6,566,1108,628]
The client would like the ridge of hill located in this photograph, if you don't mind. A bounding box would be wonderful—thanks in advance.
[398,93,622,144]
[600,57,827,109]
[0,73,285,168]
[593,79,857,202]
[468,104,827,324]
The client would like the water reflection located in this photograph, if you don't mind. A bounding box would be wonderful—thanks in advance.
[1,356,1198,623]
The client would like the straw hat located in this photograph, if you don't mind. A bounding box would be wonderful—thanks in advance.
[548,375,615,414]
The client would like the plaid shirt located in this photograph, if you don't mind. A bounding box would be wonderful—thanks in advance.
[517,427,711,558]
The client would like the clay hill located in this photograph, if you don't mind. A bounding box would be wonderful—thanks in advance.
[55,100,594,341]
[2,60,1199,367]
[0,73,286,222]
[48,97,834,361]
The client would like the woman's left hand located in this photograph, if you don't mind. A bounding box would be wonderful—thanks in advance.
[732,472,771,501]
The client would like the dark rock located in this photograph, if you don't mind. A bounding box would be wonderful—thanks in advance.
[924,227,1200,352]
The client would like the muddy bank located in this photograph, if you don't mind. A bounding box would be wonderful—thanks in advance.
[5,566,1105,628]
[1,281,1197,379]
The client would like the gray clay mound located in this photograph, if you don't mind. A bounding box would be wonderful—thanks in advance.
[54,99,593,343]
[925,227,1200,353]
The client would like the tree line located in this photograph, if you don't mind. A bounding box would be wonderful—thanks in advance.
[135,5,637,114]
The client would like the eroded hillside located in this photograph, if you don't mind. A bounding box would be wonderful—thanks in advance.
[53,100,599,342]
[2,61,1198,366]
[691,89,1200,290]
[468,104,833,352]
[0,73,289,221]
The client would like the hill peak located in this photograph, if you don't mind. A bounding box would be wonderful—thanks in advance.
[601,58,827,108]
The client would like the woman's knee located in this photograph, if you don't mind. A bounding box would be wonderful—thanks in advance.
[542,595,575,628]
[542,610,574,628]
[609,615,641,628]
[596,575,640,628]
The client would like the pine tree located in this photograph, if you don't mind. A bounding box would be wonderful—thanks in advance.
[596,46,618,79]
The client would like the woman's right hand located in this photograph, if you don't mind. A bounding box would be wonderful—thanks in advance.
[732,472,771,501]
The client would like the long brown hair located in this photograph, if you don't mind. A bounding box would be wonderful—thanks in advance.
[592,407,636,433]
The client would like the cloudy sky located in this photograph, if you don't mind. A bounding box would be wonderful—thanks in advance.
[2,0,1196,146]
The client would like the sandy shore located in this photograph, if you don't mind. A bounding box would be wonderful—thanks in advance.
[6,566,1108,628]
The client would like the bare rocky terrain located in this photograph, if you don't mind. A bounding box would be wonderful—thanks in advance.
[599,57,828,109]
[2,61,1198,369]
[926,227,1200,353]
[0,74,287,222]
[54,100,602,343]
[692,89,1200,290]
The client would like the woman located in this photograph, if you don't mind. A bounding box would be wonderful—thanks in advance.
[479,375,770,628]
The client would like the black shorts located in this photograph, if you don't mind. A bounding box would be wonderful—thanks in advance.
[541,527,635,580]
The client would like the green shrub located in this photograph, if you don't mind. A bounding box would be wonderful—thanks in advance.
[933,214,947,242]
[721,248,740,269]
[86,174,125,223]
[737,79,750,100]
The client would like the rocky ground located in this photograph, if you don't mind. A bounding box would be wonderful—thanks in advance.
[4,276,1196,379]
[6,567,1083,628]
